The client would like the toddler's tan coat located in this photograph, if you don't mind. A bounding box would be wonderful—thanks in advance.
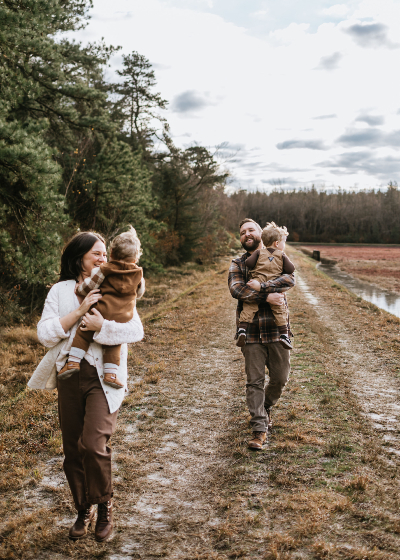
[240,248,288,326]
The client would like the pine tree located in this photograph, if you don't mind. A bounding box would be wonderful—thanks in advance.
[152,142,228,264]
[113,52,169,151]
[0,1,231,320]
[0,0,116,318]
[0,112,67,317]
[68,137,160,267]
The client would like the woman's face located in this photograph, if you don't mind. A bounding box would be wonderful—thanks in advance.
[81,240,107,277]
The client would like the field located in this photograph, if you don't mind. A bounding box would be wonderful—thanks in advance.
[1,250,400,558]
[302,245,400,294]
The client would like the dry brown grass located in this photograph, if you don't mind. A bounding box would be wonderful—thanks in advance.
[2,253,400,558]
[324,434,348,457]
[1,326,40,345]
[345,474,370,491]
[264,532,299,559]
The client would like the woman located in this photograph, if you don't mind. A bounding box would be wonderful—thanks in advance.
[28,232,144,542]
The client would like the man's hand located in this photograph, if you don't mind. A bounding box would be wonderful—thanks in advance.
[247,279,261,292]
[266,293,285,305]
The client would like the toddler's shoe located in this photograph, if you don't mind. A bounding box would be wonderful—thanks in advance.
[279,334,293,350]
[58,361,80,379]
[236,327,247,347]
[103,373,124,389]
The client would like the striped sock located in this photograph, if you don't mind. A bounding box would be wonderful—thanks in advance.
[104,363,119,375]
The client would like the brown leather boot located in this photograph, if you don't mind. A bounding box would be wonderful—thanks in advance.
[248,431,267,450]
[58,361,80,380]
[68,506,95,540]
[103,373,124,389]
[95,500,113,542]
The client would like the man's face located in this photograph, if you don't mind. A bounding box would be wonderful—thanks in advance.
[240,222,262,252]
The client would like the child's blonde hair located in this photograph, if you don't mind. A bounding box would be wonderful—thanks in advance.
[110,226,142,262]
[261,222,289,247]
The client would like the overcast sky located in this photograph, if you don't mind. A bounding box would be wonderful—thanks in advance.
[72,0,400,191]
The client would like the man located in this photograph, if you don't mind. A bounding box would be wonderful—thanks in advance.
[228,218,295,450]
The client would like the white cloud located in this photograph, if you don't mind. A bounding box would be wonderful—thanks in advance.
[250,10,269,19]
[322,4,349,17]
[68,0,400,190]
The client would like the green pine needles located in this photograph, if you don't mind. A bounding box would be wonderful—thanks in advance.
[0,1,229,322]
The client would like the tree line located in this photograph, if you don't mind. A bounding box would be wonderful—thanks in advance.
[0,0,230,321]
[224,184,400,245]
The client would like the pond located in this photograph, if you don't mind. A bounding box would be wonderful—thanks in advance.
[318,263,400,319]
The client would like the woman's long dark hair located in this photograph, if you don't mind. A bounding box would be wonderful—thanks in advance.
[59,232,106,282]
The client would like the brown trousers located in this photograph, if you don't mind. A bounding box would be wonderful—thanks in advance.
[57,359,118,510]
[73,325,121,366]
[242,342,290,432]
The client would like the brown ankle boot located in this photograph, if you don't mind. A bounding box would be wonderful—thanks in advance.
[58,361,80,380]
[248,431,267,450]
[95,500,113,542]
[103,373,124,389]
[68,506,95,540]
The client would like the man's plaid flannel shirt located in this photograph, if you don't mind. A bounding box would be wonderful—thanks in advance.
[228,252,296,344]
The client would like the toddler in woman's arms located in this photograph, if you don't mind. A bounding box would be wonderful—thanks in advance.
[58,226,144,389]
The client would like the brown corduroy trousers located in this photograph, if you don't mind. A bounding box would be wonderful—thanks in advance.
[57,359,118,511]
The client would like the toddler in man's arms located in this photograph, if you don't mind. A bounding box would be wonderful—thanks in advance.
[58,226,143,389]
[236,222,295,349]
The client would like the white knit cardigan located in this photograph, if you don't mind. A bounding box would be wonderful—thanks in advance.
[28,279,144,413]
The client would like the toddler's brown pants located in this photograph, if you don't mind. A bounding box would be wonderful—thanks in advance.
[240,300,288,326]
[73,327,121,366]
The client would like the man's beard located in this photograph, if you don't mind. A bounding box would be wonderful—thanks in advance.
[241,236,261,252]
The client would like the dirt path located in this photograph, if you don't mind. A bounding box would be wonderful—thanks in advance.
[3,253,400,559]
[296,256,400,459]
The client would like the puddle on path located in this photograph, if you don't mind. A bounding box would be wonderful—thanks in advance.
[318,263,400,318]
[295,274,320,307]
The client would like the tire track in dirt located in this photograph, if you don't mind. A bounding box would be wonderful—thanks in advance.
[295,259,400,462]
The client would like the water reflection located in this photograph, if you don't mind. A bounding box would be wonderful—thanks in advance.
[318,263,400,319]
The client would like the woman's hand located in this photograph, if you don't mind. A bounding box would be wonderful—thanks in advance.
[77,289,102,316]
[247,279,261,292]
[60,289,102,334]
[80,308,105,332]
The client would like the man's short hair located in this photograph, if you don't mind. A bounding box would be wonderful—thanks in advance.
[239,218,262,232]
[261,222,289,247]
